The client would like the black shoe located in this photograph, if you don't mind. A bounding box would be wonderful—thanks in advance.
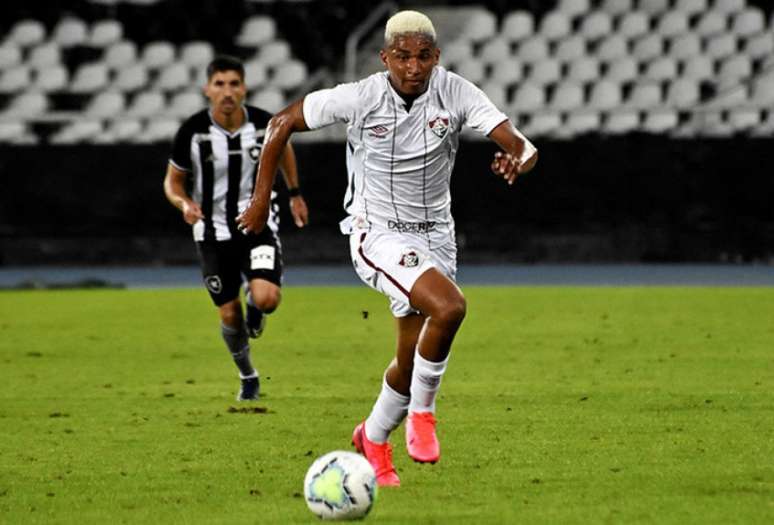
[237,376,260,401]
[245,304,266,339]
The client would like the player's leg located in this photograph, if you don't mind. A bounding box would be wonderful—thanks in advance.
[242,228,283,338]
[245,278,281,338]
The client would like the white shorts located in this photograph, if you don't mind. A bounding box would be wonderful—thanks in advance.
[349,229,457,318]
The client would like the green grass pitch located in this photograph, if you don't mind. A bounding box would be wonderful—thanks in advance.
[1,286,773,524]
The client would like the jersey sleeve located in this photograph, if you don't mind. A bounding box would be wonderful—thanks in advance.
[302,82,360,130]
[169,120,194,172]
[451,74,508,136]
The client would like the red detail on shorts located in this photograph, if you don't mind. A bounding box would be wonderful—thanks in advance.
[357,232,411,299]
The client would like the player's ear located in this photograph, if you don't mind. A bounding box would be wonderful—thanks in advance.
[379,49,388,67]
[434,46,440,64]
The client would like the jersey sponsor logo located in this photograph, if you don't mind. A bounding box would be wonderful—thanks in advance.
[366,125,390,138]
[387,219,437,233]
[204,275,222,294]
[428,117,449,138]
[250,245,276,270]
[398,250,420,268]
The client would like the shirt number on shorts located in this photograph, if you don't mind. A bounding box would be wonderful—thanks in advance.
[250,245,275,270]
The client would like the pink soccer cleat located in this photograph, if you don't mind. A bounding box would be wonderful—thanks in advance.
[352,422,400,487]
[406,412,440,463]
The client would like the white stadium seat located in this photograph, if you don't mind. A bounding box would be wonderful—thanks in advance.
[0,66,31,94]
[244,60,268,87]
[154,62,189,91]
[271,60,308,90]
[554,35,587,62]
[256,40,291,67]
[104,41,138,69]
[603,109,640,134]
[490,57,523,85]
[512,82,546,109]
[460,9,497,42]
[694,11,728,37]
[89,20,123,47]
[440,40,472,67]
[6,20,46,47]
[454,59,486,85]
[655,11,689,38]
[0,121,37,144]
[617,11,650,39]
[669,33,702,60]
[479,38,510,64]
[705,33,737,60]
[566,56,600,83]
[682,55,715,81]
[70,62,110,93]
[717,55,752,86]
[528,59,562,86]
[744,32,774,60]
[627,82,663,109]
[135,118,180,143]
[501,11,534,42]
[551,81,585,111]
[28,42,61,68]
[579,11,613,41]
[50,120,104,145]
[588,79,622,110]
[638,0,669,16]
[751,111,774,137]
[98,119,143,144]
[564,110,602,135]
[480,81,507,108]
[643,56,678,82]
[751,77,774,106]
[711,0,745,14]
[730,7,765,37]
[665,78,700,108]
[167,91,203,117]
[517,37,550,63]
[126,90,165,118]
[643,108,678,133]
[596,34,628,62]
[523,111,562,136]
[605,56,638,82]
[600,0,633,16]
[113,63,149,92]
[237,16,276,47]
[180,41,214,68]
[32,65,69,92]
[697,111,734,137]
[539,12,571,41]
[85,91,125,118]
[728,107,761,131]
[52,17,88,48]
[674,0,708,15]
[632,34,664,62]
[557,0,591,18]
[249,88,285,113]
[709,85,748,108]
[0,92,48,118]
[141,41,176,69]
[0,45,22,69]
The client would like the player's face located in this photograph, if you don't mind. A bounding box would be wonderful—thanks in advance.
[204,70,246,116]
[381,34,439,97]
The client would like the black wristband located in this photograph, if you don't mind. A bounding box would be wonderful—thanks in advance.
[288,187,301,197]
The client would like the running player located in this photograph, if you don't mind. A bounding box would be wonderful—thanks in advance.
[164,55,309,401]
[237,11,537,484]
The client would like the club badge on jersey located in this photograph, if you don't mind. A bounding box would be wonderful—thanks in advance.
[428,117,449,138]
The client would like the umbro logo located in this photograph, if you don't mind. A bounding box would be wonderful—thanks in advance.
[367,125,390,138]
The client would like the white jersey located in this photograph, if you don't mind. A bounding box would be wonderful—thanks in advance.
[303,66,508,248]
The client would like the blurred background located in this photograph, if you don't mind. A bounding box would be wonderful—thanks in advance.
[1,0,773,275]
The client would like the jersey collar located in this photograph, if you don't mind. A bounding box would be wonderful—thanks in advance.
[208,105,249,137]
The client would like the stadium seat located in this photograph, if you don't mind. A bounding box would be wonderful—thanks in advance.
[0,92,48,118]
[699,111,734,137]
[596,34,628,62]
[627,82,662,109]
[126,90,165,118]
[711,0,746,14]
[617,11,650,39]
[32,65,69,92]
[154,62,189,92]
[717,55,752,87]
[104,41,138,69]
[517,37,550,63]
[6,20,46,47]
[480,81,507,108]
[52,17,88,48]
[694,11,728,37]
[180,41,214,68]
[489,57,523,85]
[0,45,22,69]
[669,33,702,60]
[551,81,585,111]
[632,34,664,62]
[50,120,103,144]
[557,0,592,18]
[605,56,638,82]
[655,11,689,37]
[751,77,774,106]
[665,78,700,108]
[460,9,497,42]
[440,40,472,68]
[271,60,308,90]
[728,106,760,131]
[600,0,633,16]
[249,88,285,113]
[0,66,31,94]
[0,121,37,144]
[479,38,510,64]
[501,11,534,42]
[730,7,765,37]
[539,12,571,41]
[603,109,640,133]
[643,56,678,82]
[113,63,149,92]
[566,56,600,83]
[89,20,123,47]
[705,33,738,60]
[256,40,292,67]
[750,110,774,137]
[675,0,708,15]
[237,16,277,47]
[28,42,61,68]
[141,41,176,69]
[681,55,715,80]
[134,118,180,143]
[554,35,587,62]
[527,59,562,86]
[642,108,678,133]
[564,110,602,135]
[244,60,268,87]
[579,11,613,41]
[167,91,203,117]
[743,32,774,60]
[588,79,623,110]
[454,59,486,85]
[638,0,669,16]
[70,62,110,93]
[97,119,143,144]
[85,91,125,118]
[709,85,748,108]
[512,82,546,109]
[522,111,561,136]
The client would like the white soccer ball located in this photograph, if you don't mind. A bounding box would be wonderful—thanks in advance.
[303,450,378,521]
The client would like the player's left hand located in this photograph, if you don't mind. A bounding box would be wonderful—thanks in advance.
[491,151,522,185]
[290,195,309,228]
[236,198,269,235]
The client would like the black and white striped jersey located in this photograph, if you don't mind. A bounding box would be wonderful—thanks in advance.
[169,105,279,242]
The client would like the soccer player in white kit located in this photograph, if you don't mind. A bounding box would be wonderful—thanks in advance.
[238,10,537,486]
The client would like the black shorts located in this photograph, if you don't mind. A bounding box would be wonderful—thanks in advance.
[196,229,283,306]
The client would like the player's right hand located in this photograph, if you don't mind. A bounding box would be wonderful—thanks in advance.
[236,198,269,235]
[182,200,204,225]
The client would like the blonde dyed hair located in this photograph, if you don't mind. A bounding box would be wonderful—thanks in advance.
[384,10,436,45]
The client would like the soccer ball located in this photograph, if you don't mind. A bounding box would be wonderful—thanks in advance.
[303,450,378,521]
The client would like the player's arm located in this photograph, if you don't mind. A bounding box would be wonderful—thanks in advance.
[163,163,203,225]
[487,120,538,186]
[238,99,309,233]
[278,142,309,228]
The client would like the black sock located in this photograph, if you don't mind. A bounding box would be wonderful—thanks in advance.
[221,323,256,378]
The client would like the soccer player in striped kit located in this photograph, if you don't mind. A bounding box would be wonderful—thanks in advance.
[238,11,537,485]
[164,55,309,401]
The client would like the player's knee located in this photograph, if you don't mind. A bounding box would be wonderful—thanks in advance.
[436,296,466,328]
[254,288,281,313]
[220,306,243,328]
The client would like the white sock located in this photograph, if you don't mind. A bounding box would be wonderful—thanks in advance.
[364,377,409,444]
[409,352,449,414]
